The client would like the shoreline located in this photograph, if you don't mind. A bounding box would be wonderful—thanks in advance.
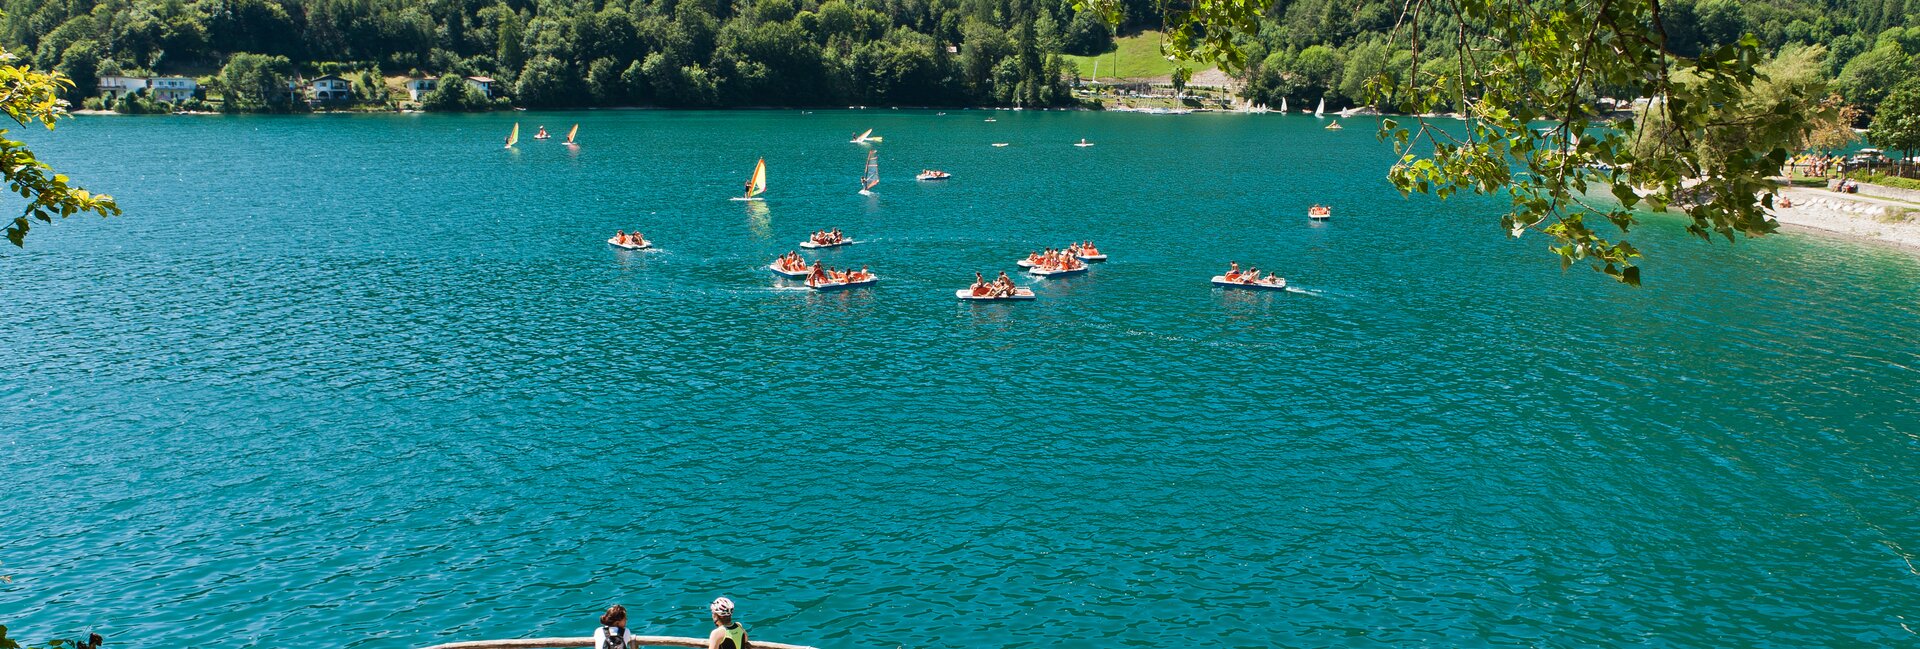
[1768,185,1920,256]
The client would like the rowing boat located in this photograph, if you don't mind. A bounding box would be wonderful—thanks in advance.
[956,288,1035,301]
[808,276,879,291]
[1211,275,1288,290]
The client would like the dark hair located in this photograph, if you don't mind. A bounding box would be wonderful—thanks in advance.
[601,605,627,627]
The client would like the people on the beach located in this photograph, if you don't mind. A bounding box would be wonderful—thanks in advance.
[596,605,642,649]
[708,597,749,649]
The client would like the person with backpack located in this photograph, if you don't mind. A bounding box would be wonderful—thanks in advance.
[707,597,749,649]
[596,605,643,649]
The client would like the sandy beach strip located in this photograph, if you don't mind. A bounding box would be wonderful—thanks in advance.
[1768,186,1920,254]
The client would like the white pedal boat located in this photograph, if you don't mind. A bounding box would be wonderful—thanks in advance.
[799,239,855,249]
[808,277,878,291]
[1308,209,1332,220]
[1029,266,1088,277]
[768,262,811,278]
[1016,259,1037,267]
[957,288,1036,301]
[1211,275,1288,290]
[916,171,951,181]
[1075,254,1107,262]
[607,237,652,250]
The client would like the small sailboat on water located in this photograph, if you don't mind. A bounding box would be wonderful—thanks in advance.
[1074,138,1094,147]
[1314,98,1326,118]
[859,150,879,195]
[504,123,519,149]
[733,158,768,201]
[850,128,883,144]
[1281,97,1288,113]
[564,124,579,146]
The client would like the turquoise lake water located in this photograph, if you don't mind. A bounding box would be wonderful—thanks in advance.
[3,110,1919,647]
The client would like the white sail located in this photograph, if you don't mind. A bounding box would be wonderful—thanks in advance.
[1281,98,1288,113]
[860,150,879,193]
[1315,98,1325,117]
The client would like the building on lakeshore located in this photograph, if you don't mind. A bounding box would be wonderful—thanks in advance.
[97,75,198,102]
[465,76,496,98]
[311,74,352,103]
[407,78,436,101]
[97,75,150,100]
[150,77,197,102]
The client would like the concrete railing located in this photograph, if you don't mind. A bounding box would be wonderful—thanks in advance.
[1850,181,1920,204]
[421,637,818,649]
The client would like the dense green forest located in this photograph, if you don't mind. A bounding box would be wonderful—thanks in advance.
[4,0,1920,114]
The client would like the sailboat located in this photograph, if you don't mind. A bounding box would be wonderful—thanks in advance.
[859,150,879,195]
[564,124,579,146]
[850,128,883,144]
[732,158,768,201]
[1314,98,1325,118]
[1074,138,1094,147]
[504,123,519,149]
[1281,98,1289,113]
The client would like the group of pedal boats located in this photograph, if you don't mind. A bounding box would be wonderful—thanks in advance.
[625,231,1289,297]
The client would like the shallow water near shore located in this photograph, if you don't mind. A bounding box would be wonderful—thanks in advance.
[4,110,1920,647]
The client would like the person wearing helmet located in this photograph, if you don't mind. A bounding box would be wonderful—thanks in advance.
[707,597,749,649]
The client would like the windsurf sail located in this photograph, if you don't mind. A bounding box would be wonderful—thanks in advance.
[506,123,519,148]
[1281,97,1288,113]
[861,150,879,192]
[747,158,767,197]
[566,124,578,144]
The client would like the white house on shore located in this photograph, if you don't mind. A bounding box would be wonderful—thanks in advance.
[98,75,196,102]
[465,76,495,98]
[97,75,150,100]
[310,74,352,102]
[406,78,436,101]
[150,77,197,102]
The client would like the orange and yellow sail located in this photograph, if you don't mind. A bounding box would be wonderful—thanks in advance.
[746,158,767,197]
[505,123,520,148]
[566,124,579,144]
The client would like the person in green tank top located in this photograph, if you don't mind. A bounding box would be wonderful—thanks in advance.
[707,597,749,649]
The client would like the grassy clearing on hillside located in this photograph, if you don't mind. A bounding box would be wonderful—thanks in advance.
[1063,31,1189,81]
